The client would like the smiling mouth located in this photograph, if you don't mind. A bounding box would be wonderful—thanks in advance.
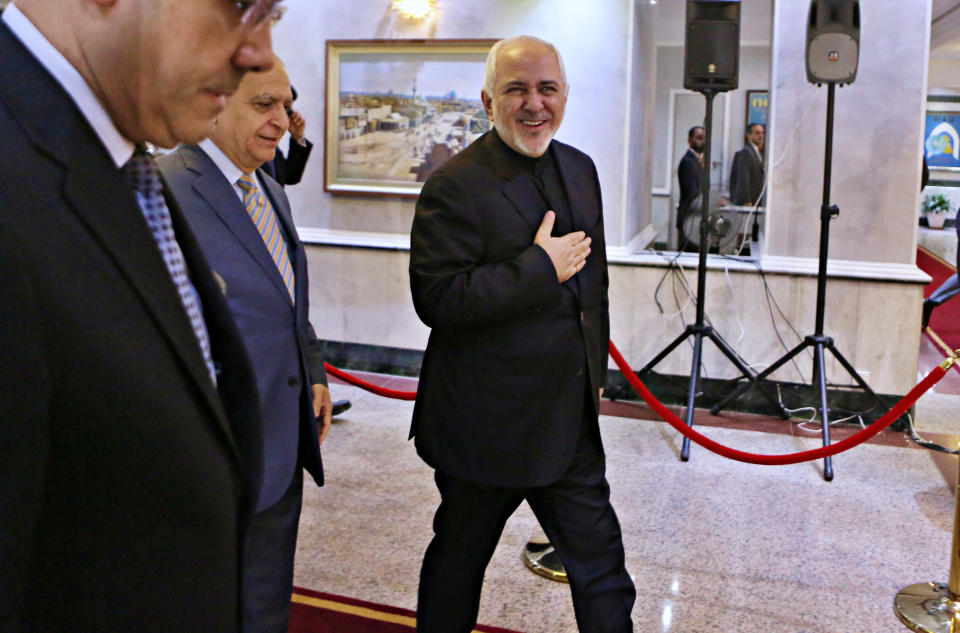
[521,120,549,128]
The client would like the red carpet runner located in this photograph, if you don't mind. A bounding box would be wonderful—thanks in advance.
[289,587,525,633]
[918,246,960,351]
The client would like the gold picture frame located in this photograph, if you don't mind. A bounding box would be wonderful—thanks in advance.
[324,39,497,197]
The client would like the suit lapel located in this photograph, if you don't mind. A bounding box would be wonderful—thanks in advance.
[553,143,599,232]
[259,170,306,308]
[183,146,294,308]
[484,131,547,232]
[551,144,592,302]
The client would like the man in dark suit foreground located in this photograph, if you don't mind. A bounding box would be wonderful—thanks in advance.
[0,1,281,632]
[677,124,705,249]
[409,35,636,633]
[159,57,331,633]
[729,122,766,207]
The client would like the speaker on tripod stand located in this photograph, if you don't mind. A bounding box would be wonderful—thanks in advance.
[637,1,757,463]
[710,0,871,482]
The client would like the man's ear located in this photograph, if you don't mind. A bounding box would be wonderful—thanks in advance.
[481,90,492,118]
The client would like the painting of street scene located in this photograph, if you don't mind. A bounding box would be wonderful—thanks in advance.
[325,42,494,195]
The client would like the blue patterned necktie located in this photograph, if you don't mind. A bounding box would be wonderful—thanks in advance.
[236,173,295,303]
[124,148,218,385]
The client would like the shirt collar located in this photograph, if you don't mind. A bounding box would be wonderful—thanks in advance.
[199,138,250,187]
[3,3,135,168]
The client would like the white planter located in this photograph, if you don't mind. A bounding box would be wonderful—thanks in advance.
[927,212,947,229]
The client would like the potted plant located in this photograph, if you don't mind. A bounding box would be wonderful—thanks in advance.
[922,193,952,230]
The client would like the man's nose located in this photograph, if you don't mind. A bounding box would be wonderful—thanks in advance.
[232,22,275,73]
[272,105,289,131]
[523,92,544,112]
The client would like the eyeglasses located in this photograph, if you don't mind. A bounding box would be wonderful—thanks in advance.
[232,0,287,27]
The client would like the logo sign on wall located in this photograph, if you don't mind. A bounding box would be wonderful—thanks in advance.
[925,111,960,171]
[746,90,768,129]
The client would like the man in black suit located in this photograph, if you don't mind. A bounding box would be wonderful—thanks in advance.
[0,1,280,632]
[729,122,766,206]
[159,58,331,633]
[409,35,636,633]
[677,124,705,249]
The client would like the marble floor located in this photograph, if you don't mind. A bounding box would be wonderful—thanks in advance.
[294,339,959,633]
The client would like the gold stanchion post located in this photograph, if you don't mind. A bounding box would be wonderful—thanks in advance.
[522,526,568,583]
[893,355,960,632]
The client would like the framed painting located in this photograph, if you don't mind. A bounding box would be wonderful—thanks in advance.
[324,39,497,197]
[925,97,960,172]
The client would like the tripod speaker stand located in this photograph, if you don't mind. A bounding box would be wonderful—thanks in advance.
[709,82,879,482]
[638,89,756,462]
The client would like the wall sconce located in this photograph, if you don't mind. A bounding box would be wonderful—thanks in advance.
[392,0,436,21]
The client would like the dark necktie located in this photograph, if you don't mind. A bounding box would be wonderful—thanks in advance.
[124,148,217,385]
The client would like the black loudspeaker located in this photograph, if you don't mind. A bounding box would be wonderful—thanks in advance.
[684,0,741,93]
[806,0,860,85]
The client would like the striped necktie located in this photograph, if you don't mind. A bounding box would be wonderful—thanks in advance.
[236,173,295,303]
[124,148,217,385]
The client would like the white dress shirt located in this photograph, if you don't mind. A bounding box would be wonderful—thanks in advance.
[3,3,134,168]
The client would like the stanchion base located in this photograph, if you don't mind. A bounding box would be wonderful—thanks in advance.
[894,582,960,632]
[521,541,568,583]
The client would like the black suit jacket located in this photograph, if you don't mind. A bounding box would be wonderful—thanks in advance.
[159,145,326,511]
[0,23,261,633]
[409,130,609,488]
[729,144,765,206]
[677,148,702,229]
[263,138,313,187]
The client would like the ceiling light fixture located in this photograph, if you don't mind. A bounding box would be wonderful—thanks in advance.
[392,0,436,21]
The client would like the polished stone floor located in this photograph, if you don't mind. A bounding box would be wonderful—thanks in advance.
[294,350,958,633]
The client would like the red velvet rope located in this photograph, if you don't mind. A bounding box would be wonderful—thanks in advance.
[607,340,947,465]
[324,363,417,401]
[325,342,948,465]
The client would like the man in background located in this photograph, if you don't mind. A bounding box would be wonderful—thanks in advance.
[260,85,351,417]
[159,57,331,633]
[0,0,280,631]
[262,85,312,187]
[409,35,635,633]
[677,124,705,249]
[730,122,766,207]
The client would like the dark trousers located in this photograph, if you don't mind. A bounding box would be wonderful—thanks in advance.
[241,469,303,633]
[416,413,636,633]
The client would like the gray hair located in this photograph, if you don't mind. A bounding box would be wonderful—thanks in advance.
[482,36,568,97]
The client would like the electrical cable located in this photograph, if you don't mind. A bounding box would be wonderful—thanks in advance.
[905,412,959,455]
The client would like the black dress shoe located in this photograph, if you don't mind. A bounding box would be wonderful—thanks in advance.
[331,399,352,417]
[922,299,936,329]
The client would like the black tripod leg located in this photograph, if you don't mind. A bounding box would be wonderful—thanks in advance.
[814,342,834,481]
[710,339,809,417]
[826,343,880,399]
[639,328,692,376]
[706,329,756,379]
[681,332,704,462]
